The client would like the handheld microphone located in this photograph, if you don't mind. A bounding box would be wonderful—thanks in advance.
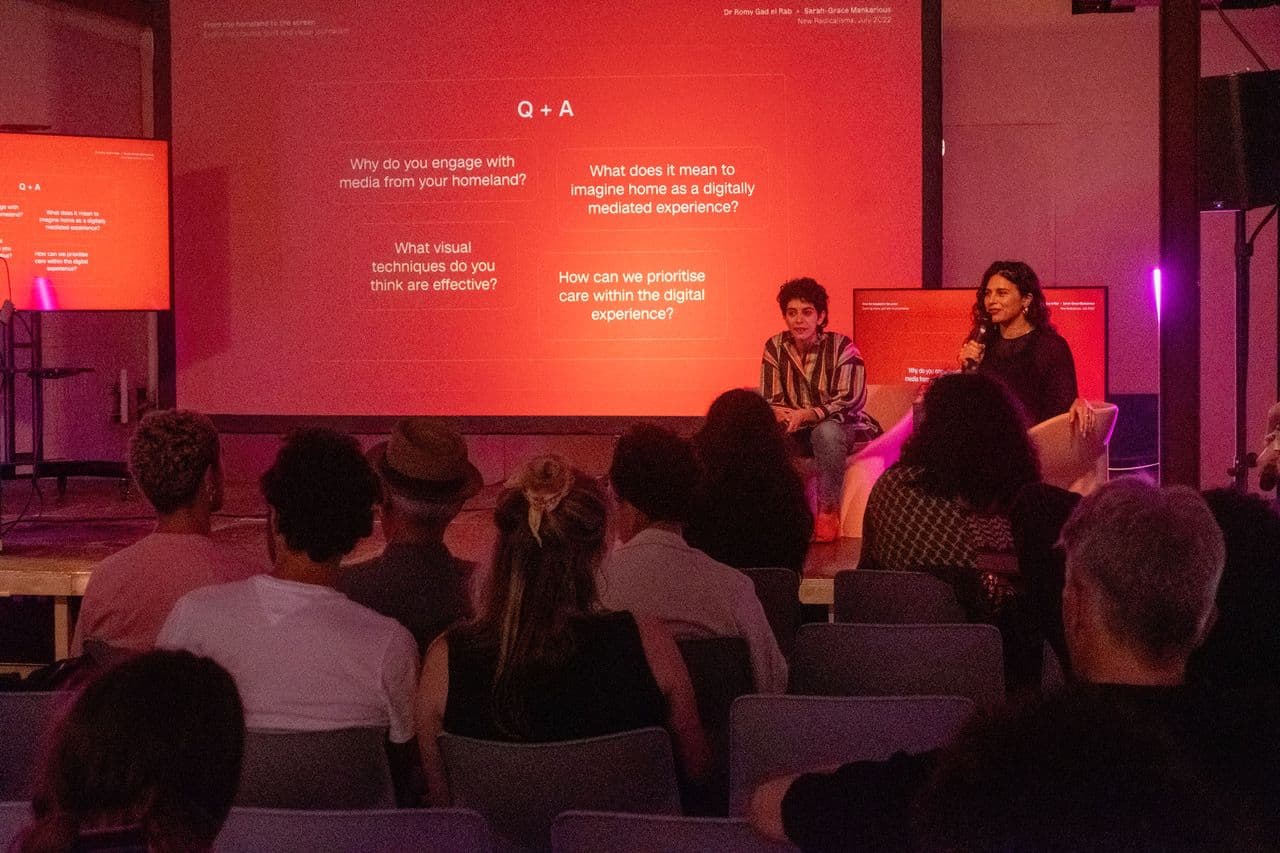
[961,322,987,373]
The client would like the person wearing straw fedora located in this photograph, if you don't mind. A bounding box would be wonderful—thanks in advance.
[339,417,483,654]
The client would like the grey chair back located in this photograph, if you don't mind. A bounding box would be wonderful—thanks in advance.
[439,727,681,852]
[213,806,493,852]
[788,623,1004,705]
[728,694,976,815]
[236,727,394,809]
[832,570,966,624]
[676,636,753,814]
[0,691,74,799]
[0,801,33,850]
[741,568,801,657]
[552,810,798,852]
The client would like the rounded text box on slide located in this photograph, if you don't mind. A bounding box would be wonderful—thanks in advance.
[556,147,769,231]
[346,220,517,312]
[540,250,726,342]
[327,138,537,205]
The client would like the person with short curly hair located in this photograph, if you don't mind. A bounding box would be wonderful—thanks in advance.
[761,277,880,542]
[158,428,419,756]
[72,410,261,656]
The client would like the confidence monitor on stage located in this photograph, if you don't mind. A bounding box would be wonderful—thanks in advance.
[851,287,1108,402]
[0,133,170,311]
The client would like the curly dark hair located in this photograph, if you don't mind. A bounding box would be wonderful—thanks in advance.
[128,409,220,515]
[23,651,244,853]
[972,261,1054,342]
[260,428,380,564]
[901,372,1040,511]
[609,423,697,524]
[776,277,829,331]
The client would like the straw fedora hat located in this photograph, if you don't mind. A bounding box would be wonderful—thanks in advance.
[366,417,482,502]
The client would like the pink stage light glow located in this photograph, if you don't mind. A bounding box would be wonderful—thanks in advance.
[1152,267,1162,325]
[32,277,58,311]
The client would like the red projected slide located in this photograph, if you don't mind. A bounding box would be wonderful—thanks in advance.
[0,134,169,311]
[172,2,925,417]
[851,288,1108,402]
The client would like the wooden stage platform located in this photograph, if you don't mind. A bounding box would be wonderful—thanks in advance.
[0,477,858,664]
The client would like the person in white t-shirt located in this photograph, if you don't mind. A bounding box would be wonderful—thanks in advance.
[158,428,419,750]
[73,409,261,656]
[600,423,788,694]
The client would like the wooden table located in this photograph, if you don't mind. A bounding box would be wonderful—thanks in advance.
[0,557,95,659]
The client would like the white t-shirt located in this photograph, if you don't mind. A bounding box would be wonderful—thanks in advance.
[157,575,419,742]
[600,527,788,694]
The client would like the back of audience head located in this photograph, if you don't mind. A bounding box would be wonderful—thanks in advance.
[1188,488,1280,688]
[609,422,697,529]
[902,372,1039,511]
[129,409,222,517]
[464,455,608,734]
[1059,477,1224,681]
[695,388,792,474]
[260,427,380,565]
[20,650,244,853]
[368,416,482,539]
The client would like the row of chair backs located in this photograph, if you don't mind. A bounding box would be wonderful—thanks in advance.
[440,726,681,852]
[0,691,74,800]
[236,727,395,809]
[833,569,966,624]
[741,568,801,657]
[552,810,798,852]
[789,623,1004,705]
[677,636,753,814]
[212,807,492,852]
[727,694,975,815]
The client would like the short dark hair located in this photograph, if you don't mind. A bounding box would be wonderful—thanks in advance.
[128,409,220,515]
[776,277,829,329]
[24,650,244,852]
[609,422,698,524]
[260,428,380,563]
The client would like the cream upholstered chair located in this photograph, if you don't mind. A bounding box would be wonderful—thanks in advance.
[1027,401,1119,495]
[837,384,917,538]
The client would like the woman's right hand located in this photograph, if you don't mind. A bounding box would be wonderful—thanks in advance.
[958,339,985,369]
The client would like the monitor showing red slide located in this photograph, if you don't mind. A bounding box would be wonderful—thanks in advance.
[171,2,931,418]
[851,287,1109,401]
[0,133,169,311]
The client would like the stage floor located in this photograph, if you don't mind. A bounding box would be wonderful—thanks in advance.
[0,477,857,665]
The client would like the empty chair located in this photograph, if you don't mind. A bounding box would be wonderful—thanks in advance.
[236,728,394,809]
[677,636,754,814]
[0,801,32,850]
[213,807,493,853]
[0,691,74,799]
[552,810,798,853]
[439,727,681,852]
[1027,401,1119,494]
[788,623,1004,705]
[741,568,801,657]
[832,569,966,624]
[728,694,976,815]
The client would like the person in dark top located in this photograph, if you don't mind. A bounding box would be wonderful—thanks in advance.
[339,417,479,654]
[17,651,244,853]
[685,388,813,572]
[415,455,709,805]
[750,478,1280,851]
[957,260,1093,429]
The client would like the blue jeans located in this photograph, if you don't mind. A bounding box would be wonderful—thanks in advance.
[792,419,862,513]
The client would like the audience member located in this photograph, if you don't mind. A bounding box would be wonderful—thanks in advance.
[17,650,244,853]
[1009,480,1080,673]
[685,388,813,572]
[72,409,260,656]
[861,372,1038,620]
[600,423,787,693]
[157,428,418,746]
[1187,488,1280,690]
[339,417,479,654]
[751,478,1280,850]
[417,455,709,804]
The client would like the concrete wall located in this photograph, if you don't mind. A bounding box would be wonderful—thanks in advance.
[5,0,1279,489]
